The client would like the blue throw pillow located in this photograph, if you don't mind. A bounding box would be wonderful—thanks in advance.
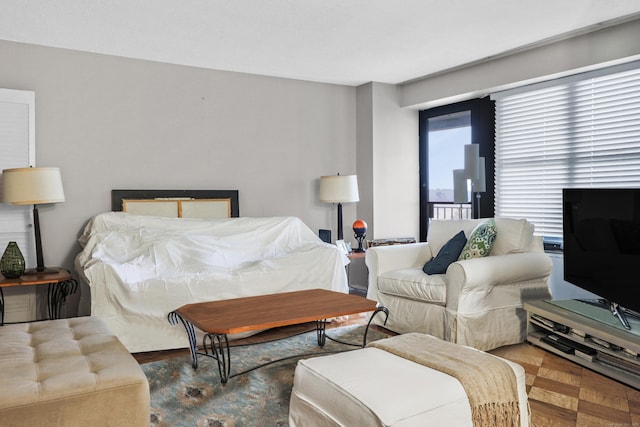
[423,231,467,275]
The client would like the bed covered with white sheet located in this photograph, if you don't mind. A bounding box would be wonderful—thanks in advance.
[75,213,349,352]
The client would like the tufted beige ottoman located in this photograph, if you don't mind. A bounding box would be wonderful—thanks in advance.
[0,317,150,427]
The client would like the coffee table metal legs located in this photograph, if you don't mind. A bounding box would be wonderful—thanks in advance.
[316,319,327,346]
[168,311,199,369]
[364,306,389,346]
[168,311,233,382]
[203,333,231,383]
[169,304,390,384]
[321,305,390,348]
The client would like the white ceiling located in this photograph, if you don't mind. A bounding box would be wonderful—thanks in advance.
[2,0,640,86]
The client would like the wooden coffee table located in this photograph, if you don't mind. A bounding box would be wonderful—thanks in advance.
[168,289,389,383]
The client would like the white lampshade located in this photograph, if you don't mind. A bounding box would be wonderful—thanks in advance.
[2,167,65,205]
[453,169,469,204]
[472,157,486,193]
[319,175,359,203]
[464,144,480,180]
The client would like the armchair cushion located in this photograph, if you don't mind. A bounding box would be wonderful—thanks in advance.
[379,269,447,304]
[423,231,467,275]
[458,219,497,260]
[491,218,535,255]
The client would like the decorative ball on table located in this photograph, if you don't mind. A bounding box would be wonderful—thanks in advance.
[352,219,367,253]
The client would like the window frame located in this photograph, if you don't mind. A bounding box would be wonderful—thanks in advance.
[418,97,495,241]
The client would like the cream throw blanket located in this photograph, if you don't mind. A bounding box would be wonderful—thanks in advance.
[368,333,521,427]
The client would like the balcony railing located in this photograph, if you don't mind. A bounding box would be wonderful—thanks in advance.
[430,203,472,220]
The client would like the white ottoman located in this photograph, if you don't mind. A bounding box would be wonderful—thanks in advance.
[289,340,529,426]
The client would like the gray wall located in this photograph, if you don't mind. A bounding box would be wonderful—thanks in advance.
[356,83,418,241]
[1,17,639,316]
[400,18,640,109]
[353,18,640,244]
[0,40,359,304]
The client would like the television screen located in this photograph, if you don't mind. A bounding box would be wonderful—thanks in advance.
[563,188,640,320]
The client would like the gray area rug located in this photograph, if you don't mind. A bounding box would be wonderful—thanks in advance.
[141,324,390,427]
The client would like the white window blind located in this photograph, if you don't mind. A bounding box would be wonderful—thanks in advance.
[0,88,36,265]
[492,61,640,239]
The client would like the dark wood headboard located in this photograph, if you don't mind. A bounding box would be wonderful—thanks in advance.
[111,189,240,217]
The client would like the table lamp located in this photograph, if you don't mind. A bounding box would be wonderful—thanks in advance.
[319,174,359,241]
[2,167,65,274]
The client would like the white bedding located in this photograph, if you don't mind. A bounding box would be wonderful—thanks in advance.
[75,213,349,352]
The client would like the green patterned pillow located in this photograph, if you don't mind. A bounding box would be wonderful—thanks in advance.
[458,219,497,260]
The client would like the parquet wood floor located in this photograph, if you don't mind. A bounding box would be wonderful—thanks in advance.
[134,316,640,426]
[491,343,640,426]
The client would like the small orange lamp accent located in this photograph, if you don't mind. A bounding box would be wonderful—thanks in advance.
[353,219,367,252]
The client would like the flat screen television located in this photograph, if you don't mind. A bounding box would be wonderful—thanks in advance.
[563,188,640,329]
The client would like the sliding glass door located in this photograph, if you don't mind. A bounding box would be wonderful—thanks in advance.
[419,98,495,241]
[427,111,472,218]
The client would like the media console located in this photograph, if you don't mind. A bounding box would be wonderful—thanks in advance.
[525,300,640,389]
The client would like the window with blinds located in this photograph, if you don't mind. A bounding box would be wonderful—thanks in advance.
[0,88,37,322]
[0,88,36,265]
[492,61,640,240]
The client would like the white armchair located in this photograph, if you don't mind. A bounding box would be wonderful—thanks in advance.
[366,218,552,351]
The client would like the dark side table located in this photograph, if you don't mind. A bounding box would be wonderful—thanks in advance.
[346,252,368,297]
[0,267,77,325]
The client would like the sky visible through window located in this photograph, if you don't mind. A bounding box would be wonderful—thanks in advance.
[428,126,471,202]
